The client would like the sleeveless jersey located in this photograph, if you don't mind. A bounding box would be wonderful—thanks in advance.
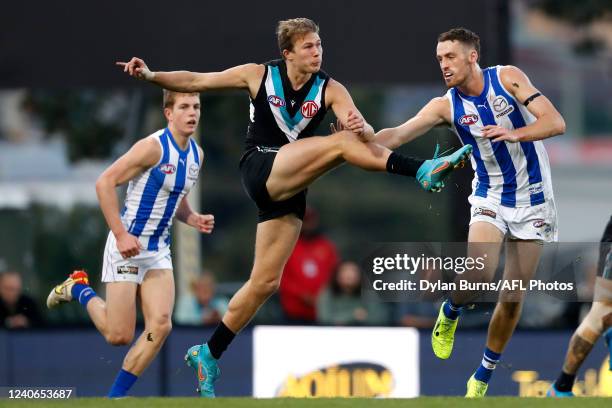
[245,59,330,150]
[120,128,202,251]
[446,65,554,208]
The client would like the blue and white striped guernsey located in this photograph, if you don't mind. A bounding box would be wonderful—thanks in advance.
[120,128,201,251]
[446,65,554,208]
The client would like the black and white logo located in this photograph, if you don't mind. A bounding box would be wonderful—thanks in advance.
[189,164,199,177]
[117,265,138,275]
[493,96,514,118]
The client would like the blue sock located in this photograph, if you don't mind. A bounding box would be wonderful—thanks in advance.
[108,368,138,398]
[605,328,612,370]
[71,284,97,307]
[474,347,501,383]
[442,300,463,320]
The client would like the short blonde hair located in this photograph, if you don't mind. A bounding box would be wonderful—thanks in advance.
[163,89,200,109]
[276,18,319,58]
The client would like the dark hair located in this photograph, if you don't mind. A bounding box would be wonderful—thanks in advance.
[276,18,320,58]
[438,27,481,61]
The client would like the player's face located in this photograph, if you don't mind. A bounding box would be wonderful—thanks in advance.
[166,95,201,136]
[286,32,323,73]
[436,40,475,88]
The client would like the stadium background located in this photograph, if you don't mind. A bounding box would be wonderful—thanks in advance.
[0,0,611,398]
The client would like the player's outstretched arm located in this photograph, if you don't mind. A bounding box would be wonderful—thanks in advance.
[326,79,375,141]
[375,97,449,150]
[482,65,566,143]
[116,57,263,93]
[175,196,215,234]
[95,137,160,258]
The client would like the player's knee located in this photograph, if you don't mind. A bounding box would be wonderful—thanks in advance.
[149,315,172,338]
[250,276,281,299]
[105,331,134,346]
[578,301,612,337]
[498,302,522,319]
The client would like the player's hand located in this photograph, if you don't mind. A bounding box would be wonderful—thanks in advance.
[115,231,143,259]
[482,125,520,143]
[116,57,155,81]
[345,110,365,135]
[188,213,215,234]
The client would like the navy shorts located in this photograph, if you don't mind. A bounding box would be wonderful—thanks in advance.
[239,146,307,223]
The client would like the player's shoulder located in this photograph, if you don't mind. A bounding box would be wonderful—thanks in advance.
[497,65,529,82]
[427,96,452,124]
[427,96,451,114]
[133,130,164,159]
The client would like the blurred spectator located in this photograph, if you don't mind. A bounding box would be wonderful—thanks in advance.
[175,271,229,326]
[280,207,339,323]
[317,261,389,326]
[0,270,43,329]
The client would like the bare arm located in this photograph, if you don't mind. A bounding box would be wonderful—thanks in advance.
[375,97,450,150]
[95,137,160,257]
[175,147,214,233]
[175,195,215,234]
[482,65,566,143]
[117,57,264,96]
[326,79,375,141]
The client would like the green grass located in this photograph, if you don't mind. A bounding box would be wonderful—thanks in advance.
[1,397,608,408]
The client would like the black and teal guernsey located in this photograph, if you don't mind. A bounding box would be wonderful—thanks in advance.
[245,59,330,150]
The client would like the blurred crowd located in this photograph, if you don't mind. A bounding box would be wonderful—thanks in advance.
[1,206,601,331]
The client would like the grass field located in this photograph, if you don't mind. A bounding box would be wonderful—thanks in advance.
[1,397,608,408]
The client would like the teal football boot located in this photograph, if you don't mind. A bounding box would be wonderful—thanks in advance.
[416,144,473,192]
[185,343,220,397]
[546,383,574,397]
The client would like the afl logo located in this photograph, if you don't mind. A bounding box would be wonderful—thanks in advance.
[301,101,319,118]
[268,95,285,107]
[459,114,479,126]
[159,163,176,175]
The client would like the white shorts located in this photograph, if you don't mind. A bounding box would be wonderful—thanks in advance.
[101,232,173,284]
[468,195,558,242]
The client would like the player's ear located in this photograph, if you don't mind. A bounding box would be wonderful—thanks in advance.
[163,107,172,122]
[470,49,478,63]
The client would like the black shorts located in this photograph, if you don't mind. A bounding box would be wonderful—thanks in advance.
[239,146,307,223]
[597,216,612,279]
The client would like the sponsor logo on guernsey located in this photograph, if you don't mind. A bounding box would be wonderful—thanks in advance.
[268,95,285,107]
[474,207,497,219]
[459,114,479,126]
[159,163,176,175]
[117,265,138,275]
[493,96,514,118]
[301,100,319,118]
[188,163,200,179]
[528,183,544,195]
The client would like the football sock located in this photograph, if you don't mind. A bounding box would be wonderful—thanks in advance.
[71,284,97,307]
[386,152,424,178]
[605,328,612,370]
[442,300,463,320]
[554,371,576,392]
[207,321,236,360]
[108,368,138,398]
[474,347,501,384]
